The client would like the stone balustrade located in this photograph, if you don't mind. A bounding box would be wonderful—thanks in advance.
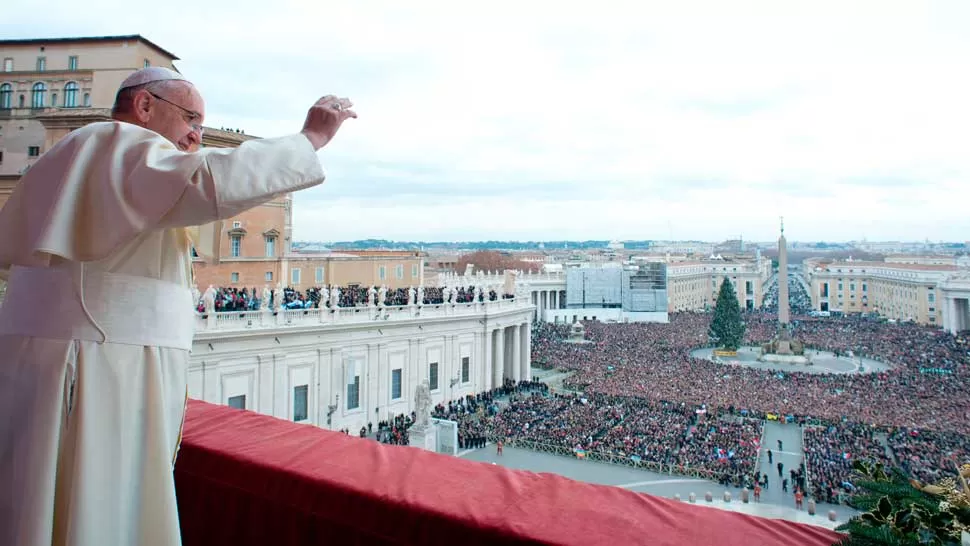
[195,297,531,333]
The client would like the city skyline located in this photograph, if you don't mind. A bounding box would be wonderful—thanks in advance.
[4,0,969,241]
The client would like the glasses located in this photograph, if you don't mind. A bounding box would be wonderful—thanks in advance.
[148,91,204,136]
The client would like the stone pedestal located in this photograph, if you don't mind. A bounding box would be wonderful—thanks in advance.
[409,425,436,452]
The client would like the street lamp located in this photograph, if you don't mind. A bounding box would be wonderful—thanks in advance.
[326,394,340,426]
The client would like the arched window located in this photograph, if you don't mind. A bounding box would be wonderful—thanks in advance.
[64,81,78,108]
[0,83,11,109]
[31,82,46,108]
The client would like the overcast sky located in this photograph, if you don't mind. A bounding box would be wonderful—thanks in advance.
[5,0,970,242]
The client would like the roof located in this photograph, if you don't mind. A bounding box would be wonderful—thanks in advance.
[824,261,958,272]
[0,35,179,61]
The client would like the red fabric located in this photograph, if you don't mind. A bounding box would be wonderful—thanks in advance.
[175,400,844,546]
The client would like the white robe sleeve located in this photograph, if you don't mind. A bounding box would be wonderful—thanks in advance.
[0,121,325,274]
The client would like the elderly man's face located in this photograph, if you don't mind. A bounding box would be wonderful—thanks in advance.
[141,82,206,152]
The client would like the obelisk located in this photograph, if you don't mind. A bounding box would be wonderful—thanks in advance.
[777,218,789,326]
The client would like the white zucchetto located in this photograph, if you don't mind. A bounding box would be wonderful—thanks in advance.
[118,67,188,91]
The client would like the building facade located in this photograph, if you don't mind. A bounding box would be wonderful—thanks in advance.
[0,35,179,209]
[283,250,425,291]
[802,258,966,326]
[438,255,772,323]
[190,298,533,432]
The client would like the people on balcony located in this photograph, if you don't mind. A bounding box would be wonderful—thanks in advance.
[194,283,514,312]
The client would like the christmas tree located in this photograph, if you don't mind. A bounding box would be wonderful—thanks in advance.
[709,277,746,351]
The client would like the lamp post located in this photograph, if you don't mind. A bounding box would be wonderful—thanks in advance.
[326,394,340,427]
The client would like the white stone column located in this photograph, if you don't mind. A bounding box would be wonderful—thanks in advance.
[958,298,968,333]
[511,324,522,383]
[493,328,504,388]
[482,328,492,390]
[521,322,531,381]
[942,296,954,334]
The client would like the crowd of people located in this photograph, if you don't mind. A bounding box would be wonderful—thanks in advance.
[803,423,893,504]
[195,284,513,313]
[762,275,813,315]
[486,391,763,487]
[525,312,969,502]
[202,278,970,505]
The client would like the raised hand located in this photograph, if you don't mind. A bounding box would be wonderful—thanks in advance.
[301,95,357,150]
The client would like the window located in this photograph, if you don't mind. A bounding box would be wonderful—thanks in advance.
[291,268,301,285]
[379,265,386,281]
[36,57,46,71]
[18,94,24,108]
[293,385,308,421]
[412,264,418,277]
[50,93,57,107]
[28,146,40,157]
[264,236,275,257]
[315,267,324,283]
[928,293,935,303]
[144,59,151,68]
[391,369,402,400]
[838,283,843,291]
[265,271,273,282]
[850,283,855,292]
[396,264,404,280]
[2,58,11,72]
[429,362,439,391]
[230,272,239,283]
[862,283,868,292]
[230,235,241,257]
[346,375,360,410]
[83,93,90,107]
[461,357,470,383]
[31,82,46,108]
[68,56,78,71]
[228,395,246,410]
[0,84,10,109]
[63,82,78,108]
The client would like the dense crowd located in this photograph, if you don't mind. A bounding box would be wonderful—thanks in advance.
[803,423,893,504]
[195,284,512,313]
[488,392,763,487]
[762,275,813,315]
[525,312,970,502]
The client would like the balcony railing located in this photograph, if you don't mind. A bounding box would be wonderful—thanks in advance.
[195,297,531,333]
[175,399,845,546]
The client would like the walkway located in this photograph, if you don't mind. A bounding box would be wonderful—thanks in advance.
[759,420,807,505]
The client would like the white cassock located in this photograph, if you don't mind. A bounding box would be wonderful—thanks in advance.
[0,121,326,546]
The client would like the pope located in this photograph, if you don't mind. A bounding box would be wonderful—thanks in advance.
[0,66,356,546]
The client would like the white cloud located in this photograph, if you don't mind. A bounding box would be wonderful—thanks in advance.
[5,0,970,241]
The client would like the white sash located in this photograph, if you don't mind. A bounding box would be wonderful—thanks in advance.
[0,265,194,351]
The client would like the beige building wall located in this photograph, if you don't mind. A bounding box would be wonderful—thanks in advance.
[804,260,955,325]
[285,253,425,291]
[666,258,772,312]
[0,35,179,179]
